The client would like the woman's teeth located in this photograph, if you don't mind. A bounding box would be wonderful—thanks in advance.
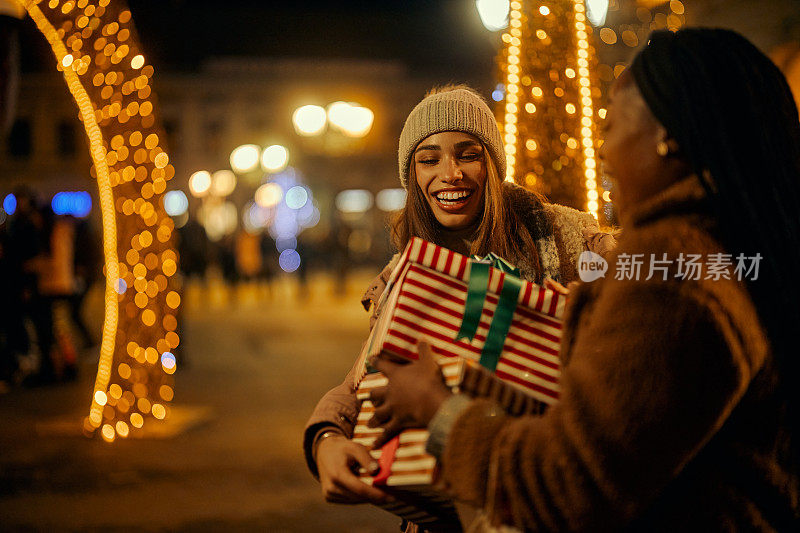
[435,190,472,203]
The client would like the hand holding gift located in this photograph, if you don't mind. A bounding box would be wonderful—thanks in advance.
[316,434,392,505]
[368,342,453,448]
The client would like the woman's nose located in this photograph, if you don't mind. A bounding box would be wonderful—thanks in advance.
[442,156,463,182]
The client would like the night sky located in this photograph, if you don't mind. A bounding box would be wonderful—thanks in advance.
[19,0,499,82]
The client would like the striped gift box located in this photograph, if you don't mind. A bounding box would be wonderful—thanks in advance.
[351,237,566,526]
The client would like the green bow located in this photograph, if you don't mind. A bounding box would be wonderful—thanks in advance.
[455,254,523,371]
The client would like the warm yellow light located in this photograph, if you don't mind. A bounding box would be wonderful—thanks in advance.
[326,102,374,137]
[230,144,261,173]
[189,170,212,197]
[115,421,130,438]
[261,144,289,173]
[61,53,74,67]
[539,6,550,15]
[130,54,144,69]
[101,424,116,442]
[94,390,108,406]
[255,182,283,208]
[292,104,327,136]
[152,403,166,420]
[130,412,144,428]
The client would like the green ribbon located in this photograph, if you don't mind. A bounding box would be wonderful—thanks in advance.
[455,254,523,371]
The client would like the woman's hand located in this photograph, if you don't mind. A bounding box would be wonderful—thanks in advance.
[368,341,452,448]
[544,278,578,295]
[316,434,392,505]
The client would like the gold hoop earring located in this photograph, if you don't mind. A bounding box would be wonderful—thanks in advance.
[656,141,670,157]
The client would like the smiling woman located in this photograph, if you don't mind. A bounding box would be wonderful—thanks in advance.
[413,132,488,231]
[304,85,617,530]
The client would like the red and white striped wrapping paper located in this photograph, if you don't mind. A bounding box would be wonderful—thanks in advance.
[358,236,565,403]
[350,237,566,525]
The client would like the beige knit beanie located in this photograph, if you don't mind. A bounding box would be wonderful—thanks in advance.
[398,85,505,189]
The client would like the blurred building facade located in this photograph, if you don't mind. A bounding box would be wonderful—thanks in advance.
[0,57,442,266]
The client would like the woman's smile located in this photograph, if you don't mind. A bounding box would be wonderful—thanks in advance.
[430,187,475,211]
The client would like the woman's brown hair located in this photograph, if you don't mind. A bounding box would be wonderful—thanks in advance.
[390,147,542,280]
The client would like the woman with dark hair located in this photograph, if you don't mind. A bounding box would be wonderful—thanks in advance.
[368,28,800,531]
[303,85,615,509]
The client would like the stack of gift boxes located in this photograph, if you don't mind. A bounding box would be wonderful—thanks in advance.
[350,237,566,527]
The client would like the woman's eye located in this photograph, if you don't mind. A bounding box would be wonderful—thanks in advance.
[460,152,481,161]
[418,158,438,165]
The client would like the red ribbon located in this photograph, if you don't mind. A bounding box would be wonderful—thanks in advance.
[371,435,401,486]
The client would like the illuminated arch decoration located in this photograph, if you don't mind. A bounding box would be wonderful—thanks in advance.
[14,0,179,442]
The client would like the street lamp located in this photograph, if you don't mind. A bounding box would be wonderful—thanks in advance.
[586,0,610,26]
[327,101,374,138]
[476,0,510,31]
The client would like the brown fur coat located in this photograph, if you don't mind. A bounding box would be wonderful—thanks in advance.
[438,177,798,531]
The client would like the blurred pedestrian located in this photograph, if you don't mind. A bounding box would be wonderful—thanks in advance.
[35,213,81,381]
[70,216,100,348]
[177,217,209,281]
[5,186,55,385]
[369,29,800,531]
[304,85,615,529]
[235,228,262,281]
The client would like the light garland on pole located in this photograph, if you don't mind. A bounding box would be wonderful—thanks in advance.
[14,0,179,442]
[573,0,599,218]
[502,1,523,182]
[494,0,685,222]
[496,0,602,217]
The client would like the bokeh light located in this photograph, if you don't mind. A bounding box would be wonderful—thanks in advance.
[279,249,302,273]
[327,101,374,137]
[230,144,261,173]
[292,104,327,136]
[210,170,237,197]
[189,170,212,197]
[3,193,17,215]
[335,189,373,214]
[255,182,284,208]
[285,186,309,210]
[376,188,407,211]
[51,191,92,217]
[163,190,189,217]
[261,144,289,173]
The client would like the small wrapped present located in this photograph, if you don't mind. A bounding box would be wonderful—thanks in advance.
[351,237,566,527]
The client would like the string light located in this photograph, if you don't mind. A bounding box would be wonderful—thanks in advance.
[501,1,524,182]
[573,0,599,218]
[17,0,178,442]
